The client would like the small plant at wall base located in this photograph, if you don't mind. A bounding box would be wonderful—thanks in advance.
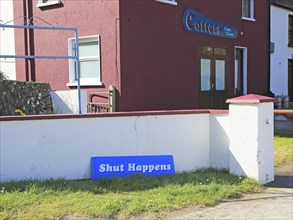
[15,108,26,116]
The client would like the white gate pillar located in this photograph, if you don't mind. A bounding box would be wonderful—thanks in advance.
[227,94,275,184]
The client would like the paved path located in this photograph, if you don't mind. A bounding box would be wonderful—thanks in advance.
[166,188,292,220]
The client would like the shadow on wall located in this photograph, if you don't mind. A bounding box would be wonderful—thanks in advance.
[209,115,230,169]
[50,92,73,114]
[50,90,88,114]
[229,152,247,177]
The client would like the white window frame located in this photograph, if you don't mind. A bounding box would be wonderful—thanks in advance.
[155,0,177,6]
[36,0,61,8]
[67,35,102,87]
[241,0,255,22]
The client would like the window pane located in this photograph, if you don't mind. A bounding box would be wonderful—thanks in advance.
[201,59,211,91]
[75,60,100,79]
[214,48,227,56]
[216,60,225,91]
[289,15,293,45]
[79,41,99,57]
[200,47,213,55]
[235,60,239,94]
[242,0,250,18]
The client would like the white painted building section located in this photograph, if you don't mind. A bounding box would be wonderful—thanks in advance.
[0,0,16,80]
[0,95,275,184]
[50,90,88,114]
[270,5,293,96]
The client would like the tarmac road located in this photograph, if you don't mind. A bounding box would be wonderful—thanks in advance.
[274,115,293,131]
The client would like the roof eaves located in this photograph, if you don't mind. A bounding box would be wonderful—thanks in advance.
[271,0,293,10]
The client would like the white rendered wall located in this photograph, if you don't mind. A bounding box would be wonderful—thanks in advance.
[270,6,293,96]
[0,0,16,80]
[229,103,274,184]
[229,104,259,178]
[135,114,210,172]
[257,103,274,183]
[50,90,88,114]
[0,113,211,182]
[0,104,274,184]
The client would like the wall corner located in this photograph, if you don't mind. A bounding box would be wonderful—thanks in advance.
[227,94,275,184]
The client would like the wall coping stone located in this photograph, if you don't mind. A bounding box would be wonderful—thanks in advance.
[0,109,229,122]
[226,94,275,104]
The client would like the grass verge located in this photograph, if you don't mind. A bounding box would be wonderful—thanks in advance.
[0,130,291,219]
[274,129,293,168]
[0,169,262,220]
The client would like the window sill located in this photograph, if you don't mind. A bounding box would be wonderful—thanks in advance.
[66,81,103,87]
[37,0,61,8]
[288,44,293,48]
[155,0,177,6]
[241,17,256,22]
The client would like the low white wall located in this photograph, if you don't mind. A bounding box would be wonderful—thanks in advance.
[135,114,211,172]
[0,99,275,185]
[0,112,217,182]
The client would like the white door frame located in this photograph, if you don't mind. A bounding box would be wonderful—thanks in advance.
[235,46,248,95]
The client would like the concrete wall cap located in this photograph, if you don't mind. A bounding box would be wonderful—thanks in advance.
[226,94,275,104]
[0,109,225,122]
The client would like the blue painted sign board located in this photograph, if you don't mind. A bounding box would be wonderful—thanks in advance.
[91,155,175,181]
[183,8,238,39]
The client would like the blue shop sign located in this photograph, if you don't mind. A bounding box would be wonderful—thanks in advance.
[183,8,238,39]
[91,155,175,181]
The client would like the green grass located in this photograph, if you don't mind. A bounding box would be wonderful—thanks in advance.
[2,130,291,220]
[274,129,293,168]
[0,169,262,220]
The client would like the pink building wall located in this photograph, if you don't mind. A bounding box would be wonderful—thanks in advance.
[13,0,120,97]
[13,0,270,111]
[118,0,270,111]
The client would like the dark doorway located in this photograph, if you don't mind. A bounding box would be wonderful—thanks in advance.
[235,48,244,96]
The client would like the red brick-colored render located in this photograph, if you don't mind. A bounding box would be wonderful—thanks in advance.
[13,0,270,111]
